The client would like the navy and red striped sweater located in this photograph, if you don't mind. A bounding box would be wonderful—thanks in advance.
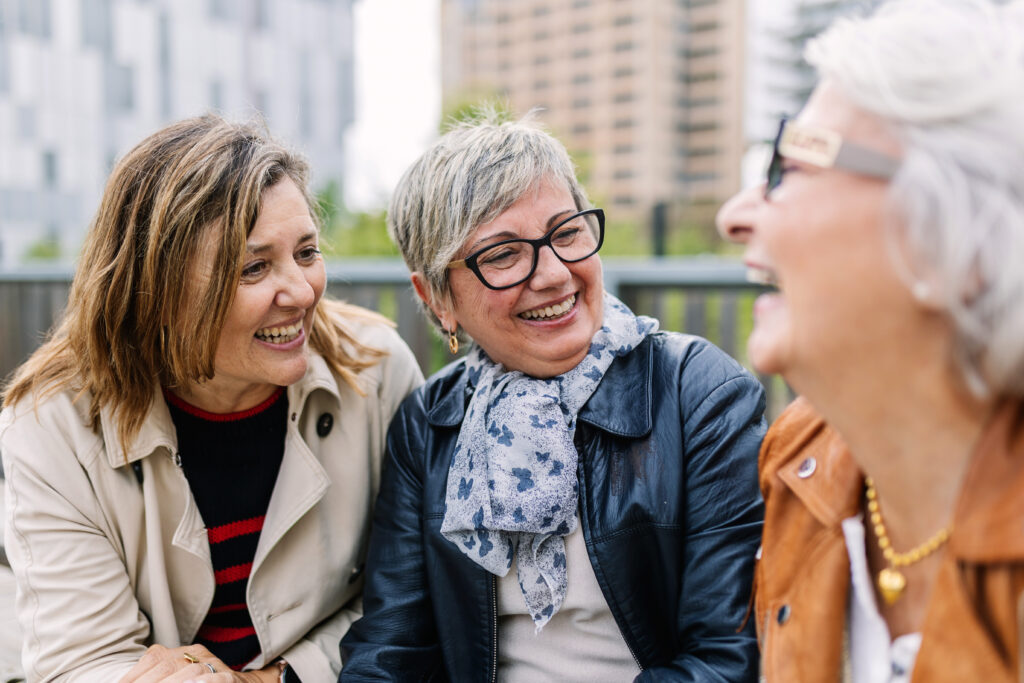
[164,387,287,671]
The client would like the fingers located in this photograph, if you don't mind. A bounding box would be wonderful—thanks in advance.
[118,643,228,683]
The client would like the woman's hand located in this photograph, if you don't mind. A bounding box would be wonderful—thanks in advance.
[118,644,280,683]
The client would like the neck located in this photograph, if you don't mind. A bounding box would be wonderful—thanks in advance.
[171,380,281,415]
[790,338,995,545]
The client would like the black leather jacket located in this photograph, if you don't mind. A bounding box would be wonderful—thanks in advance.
[341,332,766,682]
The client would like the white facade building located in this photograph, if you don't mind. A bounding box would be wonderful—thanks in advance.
[0,0,355,267]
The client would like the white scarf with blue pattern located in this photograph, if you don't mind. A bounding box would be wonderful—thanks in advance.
[441,292,658,630]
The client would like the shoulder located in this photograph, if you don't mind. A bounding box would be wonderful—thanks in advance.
[0,388,99,470]
[398,356,468,421]
[647,331,764,415]
[759,396,834,489]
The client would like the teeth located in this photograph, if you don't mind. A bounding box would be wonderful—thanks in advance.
[746,267,778,287]
[521,294,576,320]
[255,322,302,344]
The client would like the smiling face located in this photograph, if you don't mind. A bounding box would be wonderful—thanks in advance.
[418,177,604,378]
[178,176,326,412]
[716,81,915,388]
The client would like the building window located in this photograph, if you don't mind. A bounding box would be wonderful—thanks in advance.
[252,0,270,29]
[533,6,550,16]
[572,47,590,59]
[81,0,112,51]
[612,41,634,52]
[17,0,51,38]
[572,123,591,135]
[612,15,634,26]
[16,105,35,138]
[0,37,9,94]
[613,144,633,154]
[612,118,634,129]
[613,195,636,205]
[533,30,550,41]
[571,73,591,85]
[208,0,231,20]
[42,150,58,188]
[572,0,590,8]
[534,79,550,90]
[613,67,634,78]
[534,54,550,66]
[571,23,591,33]
[613,169,634,179]
[107,63,134,111]
[571,97,590,109]
[613,92,634,103]
[210,80,225,110]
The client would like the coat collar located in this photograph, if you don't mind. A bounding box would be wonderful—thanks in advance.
[100,351,342,469]
[771,398,1024,562]
[425,337,653,438]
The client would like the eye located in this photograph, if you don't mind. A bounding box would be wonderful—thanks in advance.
[241,260,267,279]
[551,226,580,246]
[478,242,526,269]
[297,245,322,262]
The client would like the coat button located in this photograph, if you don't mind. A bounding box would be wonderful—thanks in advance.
[316,413,333,437]
[797,457,816,478]
[348,563,364,585]
[777,604,791,625]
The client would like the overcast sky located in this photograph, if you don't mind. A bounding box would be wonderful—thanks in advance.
[344,0,441,211]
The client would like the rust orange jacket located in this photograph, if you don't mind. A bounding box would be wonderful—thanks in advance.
[754,397,1024,682]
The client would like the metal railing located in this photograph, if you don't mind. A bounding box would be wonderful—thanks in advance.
[0,258,792,417]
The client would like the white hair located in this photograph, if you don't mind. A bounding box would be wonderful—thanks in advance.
[806,0,1024,396]
[387,107,588,335]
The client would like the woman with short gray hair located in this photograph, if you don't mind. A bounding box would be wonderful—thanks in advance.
[341,112,767,681]
[717,0,1024,679]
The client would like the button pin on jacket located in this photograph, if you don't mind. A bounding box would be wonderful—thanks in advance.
[796,457,816,478]
[777,604,791,625]
[316,413,333,437]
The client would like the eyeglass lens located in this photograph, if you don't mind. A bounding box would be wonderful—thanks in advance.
[473,211,602,289]
[765,118,787,198]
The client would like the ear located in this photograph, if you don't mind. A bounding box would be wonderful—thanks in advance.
[411,272,457,332]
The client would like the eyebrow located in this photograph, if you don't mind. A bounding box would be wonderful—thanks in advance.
[246,230,318,254]
[466,208,577,252]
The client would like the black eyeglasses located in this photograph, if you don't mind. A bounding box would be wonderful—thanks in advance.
[447,208,605,290]
[765,117,900,199]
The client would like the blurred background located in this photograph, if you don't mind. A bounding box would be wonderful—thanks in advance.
[0,0,885,416]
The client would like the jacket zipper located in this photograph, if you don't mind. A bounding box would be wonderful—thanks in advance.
[575,436,643,673]
[490,574,498,683]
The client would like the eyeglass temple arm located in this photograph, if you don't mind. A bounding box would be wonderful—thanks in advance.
[835,144,900,180]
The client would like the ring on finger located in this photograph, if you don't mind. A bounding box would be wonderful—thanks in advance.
[204,662,216,673]
[183,653,200,664]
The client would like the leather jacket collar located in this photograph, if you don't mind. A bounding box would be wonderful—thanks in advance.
[425,338,654,439]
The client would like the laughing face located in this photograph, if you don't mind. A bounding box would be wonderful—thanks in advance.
[715,81,912,389]
[178,176,326,412]
[422,177,604,378]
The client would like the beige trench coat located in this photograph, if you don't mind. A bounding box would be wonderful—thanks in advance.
[1,320,422,682]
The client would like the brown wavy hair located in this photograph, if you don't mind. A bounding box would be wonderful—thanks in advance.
[2,114,388,452]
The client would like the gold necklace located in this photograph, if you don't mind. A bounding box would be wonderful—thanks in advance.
[865,476,952,605]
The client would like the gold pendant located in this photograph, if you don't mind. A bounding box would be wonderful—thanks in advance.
[878,567,906,605]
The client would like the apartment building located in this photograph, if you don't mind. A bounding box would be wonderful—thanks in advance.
[441,0,745,223]
[0,0,355,267]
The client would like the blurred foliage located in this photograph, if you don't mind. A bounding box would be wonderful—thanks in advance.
[316,180,399,258]
[23,236,61,262]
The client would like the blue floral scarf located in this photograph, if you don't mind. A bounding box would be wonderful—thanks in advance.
[440,292,658,629]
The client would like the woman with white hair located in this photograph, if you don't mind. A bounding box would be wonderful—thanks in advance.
[340,112,767,681]
[716,0,1024,680]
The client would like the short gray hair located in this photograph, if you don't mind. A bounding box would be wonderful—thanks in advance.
[807,0,1024,396]
[387,108,588,333]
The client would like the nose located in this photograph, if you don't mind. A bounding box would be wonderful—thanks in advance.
[715,184,763,244]
[275,262,317,310]
[528,244,573,290]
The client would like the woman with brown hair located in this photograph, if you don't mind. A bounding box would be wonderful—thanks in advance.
[0,115,422,681]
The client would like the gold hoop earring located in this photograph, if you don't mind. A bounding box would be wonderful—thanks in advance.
[448,327,459,355]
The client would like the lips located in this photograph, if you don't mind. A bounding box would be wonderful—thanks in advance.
[519,294,576,320]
